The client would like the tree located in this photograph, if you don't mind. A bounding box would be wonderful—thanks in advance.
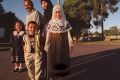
[104,26,119,40]
[0,12,20,42]
[104,30,110,36]
[64,0,92,42]
[92,0,119,37]
[0,0,5,13]
[93,31,101,37]
[0,0,24,42]
[109,26,119,39]
[63,0,120,38]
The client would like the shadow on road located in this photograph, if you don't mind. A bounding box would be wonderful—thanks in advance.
[1,48,120,80]
[70,48,120,80]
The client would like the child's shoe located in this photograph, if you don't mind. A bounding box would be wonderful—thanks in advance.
[12,68,18,72]
[18,68,23,73]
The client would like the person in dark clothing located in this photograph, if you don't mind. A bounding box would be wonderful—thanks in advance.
[10,20,25,72]
[41,0,53,36]
[40,0,53,80]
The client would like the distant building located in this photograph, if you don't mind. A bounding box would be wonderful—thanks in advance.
[0,12,18,43]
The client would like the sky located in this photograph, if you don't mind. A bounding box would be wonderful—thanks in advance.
[2,0,62,22]
[104,2,120,29]
[1,0,120,32]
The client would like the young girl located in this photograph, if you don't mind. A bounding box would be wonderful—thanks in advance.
[10,20,25,72]
[23,21,43,80]
[44,4,74,79]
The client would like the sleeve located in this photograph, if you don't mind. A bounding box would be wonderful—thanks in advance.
[37,35,44,52]
[9,33,13,46]
[68,31,74,47]
[35,11,42,26]
[25,15,28,30]
[22,40,25,46]
[22,35,26,46]
[44,31,50,52]
[68,31,74,53]
[35,11,43,34]
[66,21,72,31]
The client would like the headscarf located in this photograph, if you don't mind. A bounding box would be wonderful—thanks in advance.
[48,4,72,33]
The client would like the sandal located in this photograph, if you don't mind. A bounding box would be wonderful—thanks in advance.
[18,68,23,73]
[12,68,18,72]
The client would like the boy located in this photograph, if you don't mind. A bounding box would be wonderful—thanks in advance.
[23,21,43,80]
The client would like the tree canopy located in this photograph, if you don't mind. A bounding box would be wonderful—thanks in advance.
[63,0,120,37]
[0,0,5,13]
[104,26,120,36]
[64,0,92,29]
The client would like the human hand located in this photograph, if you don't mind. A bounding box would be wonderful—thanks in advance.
[10,48,12,51]
[69,46,74,53]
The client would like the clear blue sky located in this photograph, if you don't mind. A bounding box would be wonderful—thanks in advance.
[2,0,120,32]
[2,0,62,23]
[104,2,120,29]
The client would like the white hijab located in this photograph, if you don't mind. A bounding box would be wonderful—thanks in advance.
[48,4,72,33]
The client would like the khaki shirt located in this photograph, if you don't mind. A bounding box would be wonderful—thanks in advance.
[26,9,42,30]
[23,34,41,53]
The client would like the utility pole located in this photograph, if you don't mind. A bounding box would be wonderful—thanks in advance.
[58,0,60,4]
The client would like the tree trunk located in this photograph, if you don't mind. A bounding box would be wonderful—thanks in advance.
[101,19,104,37]
[116,32,117,39]
[76,25,81,43]
[58,0,60,4]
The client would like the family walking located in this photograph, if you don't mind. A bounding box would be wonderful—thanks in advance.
[10,0,73,80]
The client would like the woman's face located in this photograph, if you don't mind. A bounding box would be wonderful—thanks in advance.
[42,1,48,9]
[54,11,62,20]
[15,22,22,32]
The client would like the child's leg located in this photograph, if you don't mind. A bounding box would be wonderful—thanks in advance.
[12,63,19,72]
[19,63,23,69]
[17,63,23,72]
[24,52,35,80]
[14,63,17,68]
[14,63,19,69]
[34,52,42,80]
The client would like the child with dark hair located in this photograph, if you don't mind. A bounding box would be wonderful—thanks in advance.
[23,21,43,80]
[10,20,25,72]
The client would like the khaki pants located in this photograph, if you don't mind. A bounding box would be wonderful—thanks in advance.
[24,52,42,80]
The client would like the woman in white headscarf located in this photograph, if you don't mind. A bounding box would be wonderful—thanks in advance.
[44,4,74,79]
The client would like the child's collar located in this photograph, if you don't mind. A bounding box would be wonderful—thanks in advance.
[13,31,24,36]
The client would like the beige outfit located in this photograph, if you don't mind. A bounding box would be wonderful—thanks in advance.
[23,34,42,80]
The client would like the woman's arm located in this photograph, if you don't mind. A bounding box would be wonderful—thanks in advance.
[68,31,74,53]
[22,35,26,53]
[44,31,50,52]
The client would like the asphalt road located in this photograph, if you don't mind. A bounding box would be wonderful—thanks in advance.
[1,43,120,80]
